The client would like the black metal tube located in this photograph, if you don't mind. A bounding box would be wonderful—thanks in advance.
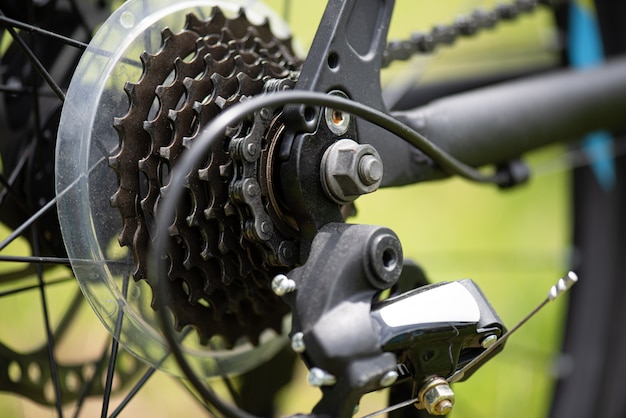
[388,56,626,185]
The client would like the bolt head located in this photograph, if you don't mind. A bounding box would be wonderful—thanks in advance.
[271,274,296,296]
[379,370,399,387]
[481,334,498,349]
[291,332,306,353]
[308,367,336,387]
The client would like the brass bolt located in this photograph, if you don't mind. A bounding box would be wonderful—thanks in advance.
[416,376,455,416]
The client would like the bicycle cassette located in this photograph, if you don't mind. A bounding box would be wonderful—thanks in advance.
[57,0,302,377]
[110,8,302,346]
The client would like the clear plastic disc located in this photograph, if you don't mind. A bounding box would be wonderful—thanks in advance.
[55,0,290,377]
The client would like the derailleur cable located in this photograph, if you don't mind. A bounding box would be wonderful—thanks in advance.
[362,271,578,418]
[163,89,512,187]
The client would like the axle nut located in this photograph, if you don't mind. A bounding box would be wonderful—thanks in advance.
[320,139,383,205]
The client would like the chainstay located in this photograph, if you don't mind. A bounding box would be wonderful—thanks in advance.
[382,0,563,67]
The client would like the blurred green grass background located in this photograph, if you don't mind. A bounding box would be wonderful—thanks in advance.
[0,1,570,417]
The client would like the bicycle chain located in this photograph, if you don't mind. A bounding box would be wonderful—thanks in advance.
[110,8,301,346]
[382,0,556,67]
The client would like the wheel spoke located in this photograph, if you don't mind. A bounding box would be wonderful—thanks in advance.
[0,153,110,252]
[32,229,65,416]
[109,327,194,418]
[0,10,66,102]
[0,255,72,265]
[72,339,115,418]
[101,273,130,418]
[0,174,31,213]
[0,276,74,297]
[67,0,95,41]
[0,195,58,251]
[222,375,243,409]
[108,366,157,418]
[0,139,35,208]
[0,14,88,50]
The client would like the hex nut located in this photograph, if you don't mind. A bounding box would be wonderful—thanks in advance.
[320,139,383,204]
[418,377,455,416]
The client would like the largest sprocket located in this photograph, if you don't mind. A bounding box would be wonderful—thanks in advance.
[109,7,301,346]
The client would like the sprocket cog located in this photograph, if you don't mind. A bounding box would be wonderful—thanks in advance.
[109,7,301,346]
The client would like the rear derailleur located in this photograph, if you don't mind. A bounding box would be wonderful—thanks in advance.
[274,222,506,418]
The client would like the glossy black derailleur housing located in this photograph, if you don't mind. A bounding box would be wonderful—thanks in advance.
[279,223,506,418]
[372,279,506,385]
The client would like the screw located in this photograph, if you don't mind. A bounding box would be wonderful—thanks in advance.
[271,274,296,296]
[358,154,383,185]
[481,334,498,349]
[291,332,306,353]
[379,370,399,387]
[308,367,337,387]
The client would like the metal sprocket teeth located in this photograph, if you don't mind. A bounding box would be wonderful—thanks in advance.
[109,8,301,346]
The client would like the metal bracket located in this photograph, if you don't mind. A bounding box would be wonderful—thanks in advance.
[278,0,399,259]
[281,223,403,418]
